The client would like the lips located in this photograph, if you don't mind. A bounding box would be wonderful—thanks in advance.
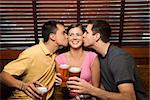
[71,41,80,44]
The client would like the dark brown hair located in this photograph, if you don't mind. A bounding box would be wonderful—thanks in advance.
[88,20,111,43]
[66,23,85,35]
[42,20,64,42]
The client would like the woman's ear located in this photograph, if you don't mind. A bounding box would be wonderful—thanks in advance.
[94,32,101,42]
[49,34,55,41]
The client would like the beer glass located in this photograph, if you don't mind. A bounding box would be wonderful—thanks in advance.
[68,67,81,98]
[59,64,70,87]
[69,67,81,77]
[37,87,48,100]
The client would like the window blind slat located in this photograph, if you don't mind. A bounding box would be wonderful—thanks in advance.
[123,0,149,45]
[36,0,77,38]
[0,0,34,49]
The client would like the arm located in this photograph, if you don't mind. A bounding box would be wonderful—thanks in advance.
[91,56,100,87]
[0,71,23,90]
[67,77,136,100]
[0,71,43,99]
[91,82,136,100]
[55,62,62,85]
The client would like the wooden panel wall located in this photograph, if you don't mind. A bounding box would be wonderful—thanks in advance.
[123,47,149,97]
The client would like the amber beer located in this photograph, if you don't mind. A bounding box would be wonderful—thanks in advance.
[69,67,81,77]
[59,64,70,86]
[69,67,81,97]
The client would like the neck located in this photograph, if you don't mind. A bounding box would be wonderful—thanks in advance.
[69,47,84,58]
[92,41,110,57]
[44,40,58,54]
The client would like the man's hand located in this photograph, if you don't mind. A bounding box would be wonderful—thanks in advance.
[67,77,94,94]
[0,71,46,99]
[55,73,62,86]
[20,81,44,99]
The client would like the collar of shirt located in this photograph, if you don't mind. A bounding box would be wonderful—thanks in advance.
[39,41,53,56]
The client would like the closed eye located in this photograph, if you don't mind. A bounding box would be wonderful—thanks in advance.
[69,33,82,36]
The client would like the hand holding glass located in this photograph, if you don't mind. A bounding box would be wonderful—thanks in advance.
[37,87,48,100]
[68,67,81,98]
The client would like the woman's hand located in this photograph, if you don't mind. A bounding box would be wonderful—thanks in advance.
[67,77,94,94]
[55,73,62,85]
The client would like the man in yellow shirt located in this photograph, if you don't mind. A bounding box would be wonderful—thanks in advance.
[0,20,68,99]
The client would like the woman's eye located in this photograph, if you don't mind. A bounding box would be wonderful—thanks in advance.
[68,33,82,36]
[69,34,73,36]
[76,33,82,36]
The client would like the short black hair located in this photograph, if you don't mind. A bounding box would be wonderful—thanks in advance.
[42,20,64,42]
[88,20,111,43]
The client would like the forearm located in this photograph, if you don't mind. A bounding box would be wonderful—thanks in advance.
[89,86,136,100]
[0,71,23,90]
[0,71,43,99]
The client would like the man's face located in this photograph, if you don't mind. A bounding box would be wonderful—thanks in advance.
[55,24,68,47]
[83,24,96,47]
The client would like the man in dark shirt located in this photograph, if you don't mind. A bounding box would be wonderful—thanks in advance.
[67,20,147,100]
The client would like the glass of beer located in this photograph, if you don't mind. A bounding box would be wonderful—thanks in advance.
[59,64,70,87]
[69,67,81,77]
[37,86,48,100]
[68,67,81,98]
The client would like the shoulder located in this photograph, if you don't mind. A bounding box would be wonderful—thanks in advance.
[85,51,98,63]
[20,44,40,57]
[85,51,97,57]
[55,52,68,61]
[108,45,134,63]
[109,45,132,58]
[56,52,67,58]
[55,52,68,64]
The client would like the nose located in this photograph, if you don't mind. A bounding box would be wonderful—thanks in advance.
[65,33,68,39]
[83,32,86,38]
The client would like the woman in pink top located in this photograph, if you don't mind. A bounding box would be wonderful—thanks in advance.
[55,23,100,99]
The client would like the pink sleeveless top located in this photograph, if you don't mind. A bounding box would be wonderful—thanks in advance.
[55,51,97,83]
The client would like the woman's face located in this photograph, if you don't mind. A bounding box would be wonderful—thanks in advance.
[68,27,83,49]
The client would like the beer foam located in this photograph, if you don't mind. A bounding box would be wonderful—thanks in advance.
[60,64,70,69]
[69,67,81,73]
[37,87,48,94]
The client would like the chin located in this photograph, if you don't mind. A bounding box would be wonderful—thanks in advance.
[72,46,81,49]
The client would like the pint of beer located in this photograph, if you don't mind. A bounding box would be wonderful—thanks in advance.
[69,67,81,77]
[68,67,81,97]
[59,64,70,86]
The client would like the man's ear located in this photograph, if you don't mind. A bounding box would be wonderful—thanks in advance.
[49,34,55,41]
[94,33,101,42]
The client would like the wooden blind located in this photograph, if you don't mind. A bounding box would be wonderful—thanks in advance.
[80,0,122,44]
[123,0,149,46]
[0,0,149,50]
[36,0,77,40]
[0,0,35,49]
